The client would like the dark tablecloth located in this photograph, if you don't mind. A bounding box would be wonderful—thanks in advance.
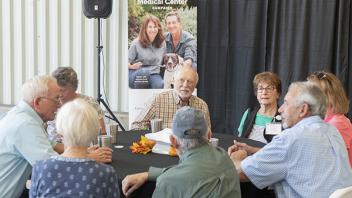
[111,131,266,198]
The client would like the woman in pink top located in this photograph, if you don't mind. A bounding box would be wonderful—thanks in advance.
[307,71,352,166]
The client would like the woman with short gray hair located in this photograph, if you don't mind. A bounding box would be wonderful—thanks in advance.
[48,66,106,143]
[30,98,120,198]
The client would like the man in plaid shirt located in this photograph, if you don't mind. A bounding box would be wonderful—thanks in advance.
[131,67,211,131]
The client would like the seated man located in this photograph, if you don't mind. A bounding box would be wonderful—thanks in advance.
[229,81,352,197]
[0,75,112,198]
[131,67,211,131]
[123,107,241,198]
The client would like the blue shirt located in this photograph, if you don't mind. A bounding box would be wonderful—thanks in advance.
[0,101,57,198]
[242,116,352,198]
[30,156,120,198]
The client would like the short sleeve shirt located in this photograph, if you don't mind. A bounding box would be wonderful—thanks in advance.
[241,116,352,197]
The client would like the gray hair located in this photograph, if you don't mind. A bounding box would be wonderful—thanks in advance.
[56,98,99,147]
[21,75,57,103]
[52,66,78,90]
[289,81,327,118]
[174,135,209,155]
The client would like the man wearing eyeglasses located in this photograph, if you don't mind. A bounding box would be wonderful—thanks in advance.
[0,75,112,198]
[0,75,61,198]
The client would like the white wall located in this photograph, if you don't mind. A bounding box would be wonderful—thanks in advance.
[0,0,129,112]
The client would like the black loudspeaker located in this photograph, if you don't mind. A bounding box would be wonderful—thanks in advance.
[82,0,112,19]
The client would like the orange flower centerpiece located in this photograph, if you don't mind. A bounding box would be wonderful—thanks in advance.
[130,136,156,154]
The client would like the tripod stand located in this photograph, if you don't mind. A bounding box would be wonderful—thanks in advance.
[96,18,125,131]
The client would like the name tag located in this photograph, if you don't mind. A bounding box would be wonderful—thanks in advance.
[266,123,282,135]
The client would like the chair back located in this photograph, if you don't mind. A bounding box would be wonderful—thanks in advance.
[329,186,352,198]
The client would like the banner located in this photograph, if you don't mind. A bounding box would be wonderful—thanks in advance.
[128,0,197,128]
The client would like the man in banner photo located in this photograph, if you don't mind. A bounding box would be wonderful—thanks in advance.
[128,0,197,89]
[128,0,197,129]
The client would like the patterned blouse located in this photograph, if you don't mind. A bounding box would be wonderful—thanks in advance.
[30,156,119,198]
[46,94,104,143]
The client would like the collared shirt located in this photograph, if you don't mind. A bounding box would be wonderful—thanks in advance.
[165,30,197,63]
[149,145,241,198]
[325,111,352,166]
[0,101,57,198]
[131,90,211,130]
[241,116,352,198]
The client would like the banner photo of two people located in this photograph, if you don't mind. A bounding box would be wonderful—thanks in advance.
[128,0,197,128]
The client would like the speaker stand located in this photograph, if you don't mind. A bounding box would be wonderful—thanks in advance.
[96,18,125,131]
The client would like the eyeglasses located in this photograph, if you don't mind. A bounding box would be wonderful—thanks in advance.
[257,86,275,93]
[40,96,60,104]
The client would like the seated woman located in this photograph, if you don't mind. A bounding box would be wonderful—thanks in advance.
[237,71,282,144]
[235,71,282,198]
[47,66,106,143]
[30,99,119,197]
[307,71,352,166]
[128,15,165,89]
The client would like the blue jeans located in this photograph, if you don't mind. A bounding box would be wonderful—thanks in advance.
[129,68,163,89]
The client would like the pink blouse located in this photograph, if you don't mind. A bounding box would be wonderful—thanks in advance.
[325,111,352,167]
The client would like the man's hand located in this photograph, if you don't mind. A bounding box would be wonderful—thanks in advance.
[229,150,250,182]
[230,149,248,162]
[122,172,148,197]
[87,145,113,163]
[183,59,192,68]
[228,140,261,155]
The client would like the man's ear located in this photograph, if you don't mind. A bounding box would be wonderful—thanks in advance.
[169,135,178,148]
[32,97,41,111]
[299,103,310,118]
[207,129,212,140]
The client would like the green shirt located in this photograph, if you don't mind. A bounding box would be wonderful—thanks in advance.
[149,145,241,198]
[237,109,274,136]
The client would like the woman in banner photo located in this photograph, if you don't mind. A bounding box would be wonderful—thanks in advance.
[128,15,166,89]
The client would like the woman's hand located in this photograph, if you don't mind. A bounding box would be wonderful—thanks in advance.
[128,62,143,70]
[87,146,113,163]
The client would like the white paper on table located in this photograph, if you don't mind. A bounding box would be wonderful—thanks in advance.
[145,128,172,144]
[152,142,171,155]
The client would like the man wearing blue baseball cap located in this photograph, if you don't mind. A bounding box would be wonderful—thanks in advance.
[122,106,241,198]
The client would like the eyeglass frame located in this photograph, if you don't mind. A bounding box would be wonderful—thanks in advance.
[256,85,276,93]
[39,96,60,104]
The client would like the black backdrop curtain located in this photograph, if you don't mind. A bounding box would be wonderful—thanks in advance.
[197,0,352,135]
